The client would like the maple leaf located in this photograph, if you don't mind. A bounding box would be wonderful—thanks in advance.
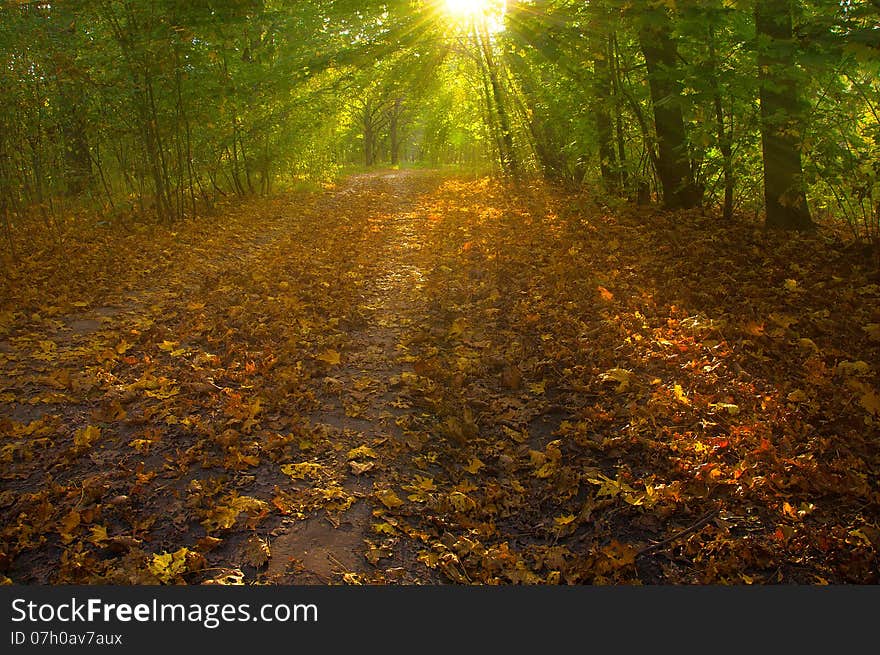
[599,368,634,392]
[316,349,341,365]
[463,457,484,474]
[528,380,546,395]
[347,445,377,460]
[375,489,404,509]
[244,535,271,568]
[149,547,204,584]
[59,510,81,544]
[73,425,101,450]
[447,491,477,513]
[280,462,324,480]
[860,389,880,416]
[201,496,268,532]
[88,525,109,545]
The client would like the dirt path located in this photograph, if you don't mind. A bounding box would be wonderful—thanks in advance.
[264,171,444,583]
[2,170,878,585]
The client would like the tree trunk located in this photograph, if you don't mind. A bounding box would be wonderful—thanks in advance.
[755,0,813,230]
[707,22,734,221]
[390,98,402,167]
[477,22,518,176]
[593,52,618,193]
[638,7,701,210]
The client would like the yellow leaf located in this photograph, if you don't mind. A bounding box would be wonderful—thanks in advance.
[158,340,179,352]
[860,389,880,416]
[89,525,109,545]
[280,462,324,480]
[149,547,197,583]
[73,425,101,450]
[347,445,377,460]
[59,510,81,543]
[673,384,690,405]
[413,475,435,492]
[372,522,397,536]
[150,552,173,576]
[448,491,476,513]
[787,389,808,403]
[316,349,341,365]
[528,380,546,395]
[447,318,467,338]
[201,495,268,532]
[554,514,576,527]
[375,489,404,509]
[864,324,880,342]
[600,368,633,392]
[463,457,484,474]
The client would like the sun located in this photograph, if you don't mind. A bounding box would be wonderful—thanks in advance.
[443,0,507,32]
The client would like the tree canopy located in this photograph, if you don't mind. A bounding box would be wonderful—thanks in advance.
[1,0,878,234]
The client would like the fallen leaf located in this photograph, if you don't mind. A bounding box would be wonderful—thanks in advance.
[463,457,484,474]
[375,489,404,509]
[349,460,375,475]
[600,368,634,392]
[73,425,101,450]
[316,349,341,365]
[281,462,324,480]
[244,535,271,568]
[860,389,880,416]
[673,384,690,405]
[347,445,377,460]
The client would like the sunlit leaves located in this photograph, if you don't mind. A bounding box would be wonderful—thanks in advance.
[201,496,269,533]
[316,349,342,366]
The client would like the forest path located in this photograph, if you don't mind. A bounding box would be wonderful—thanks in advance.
[263,170,449,583]
[2,171,879,585]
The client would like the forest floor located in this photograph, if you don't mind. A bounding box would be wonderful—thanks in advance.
[1,169,878,585]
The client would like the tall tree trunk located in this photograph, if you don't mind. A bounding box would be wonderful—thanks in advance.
[477,21,518,176]
[755,0,813,230]
[638,6,701,210]
[390,98,402,167]
[610,34,629,195]
[707,22,734,221]
[593,51,618,193]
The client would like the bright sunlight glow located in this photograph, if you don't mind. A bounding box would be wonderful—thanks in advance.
[443,0,507,33]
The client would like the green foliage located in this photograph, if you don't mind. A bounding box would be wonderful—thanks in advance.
[0,0,877,235]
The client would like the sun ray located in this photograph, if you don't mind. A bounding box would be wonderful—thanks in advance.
[442,0,507,34]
